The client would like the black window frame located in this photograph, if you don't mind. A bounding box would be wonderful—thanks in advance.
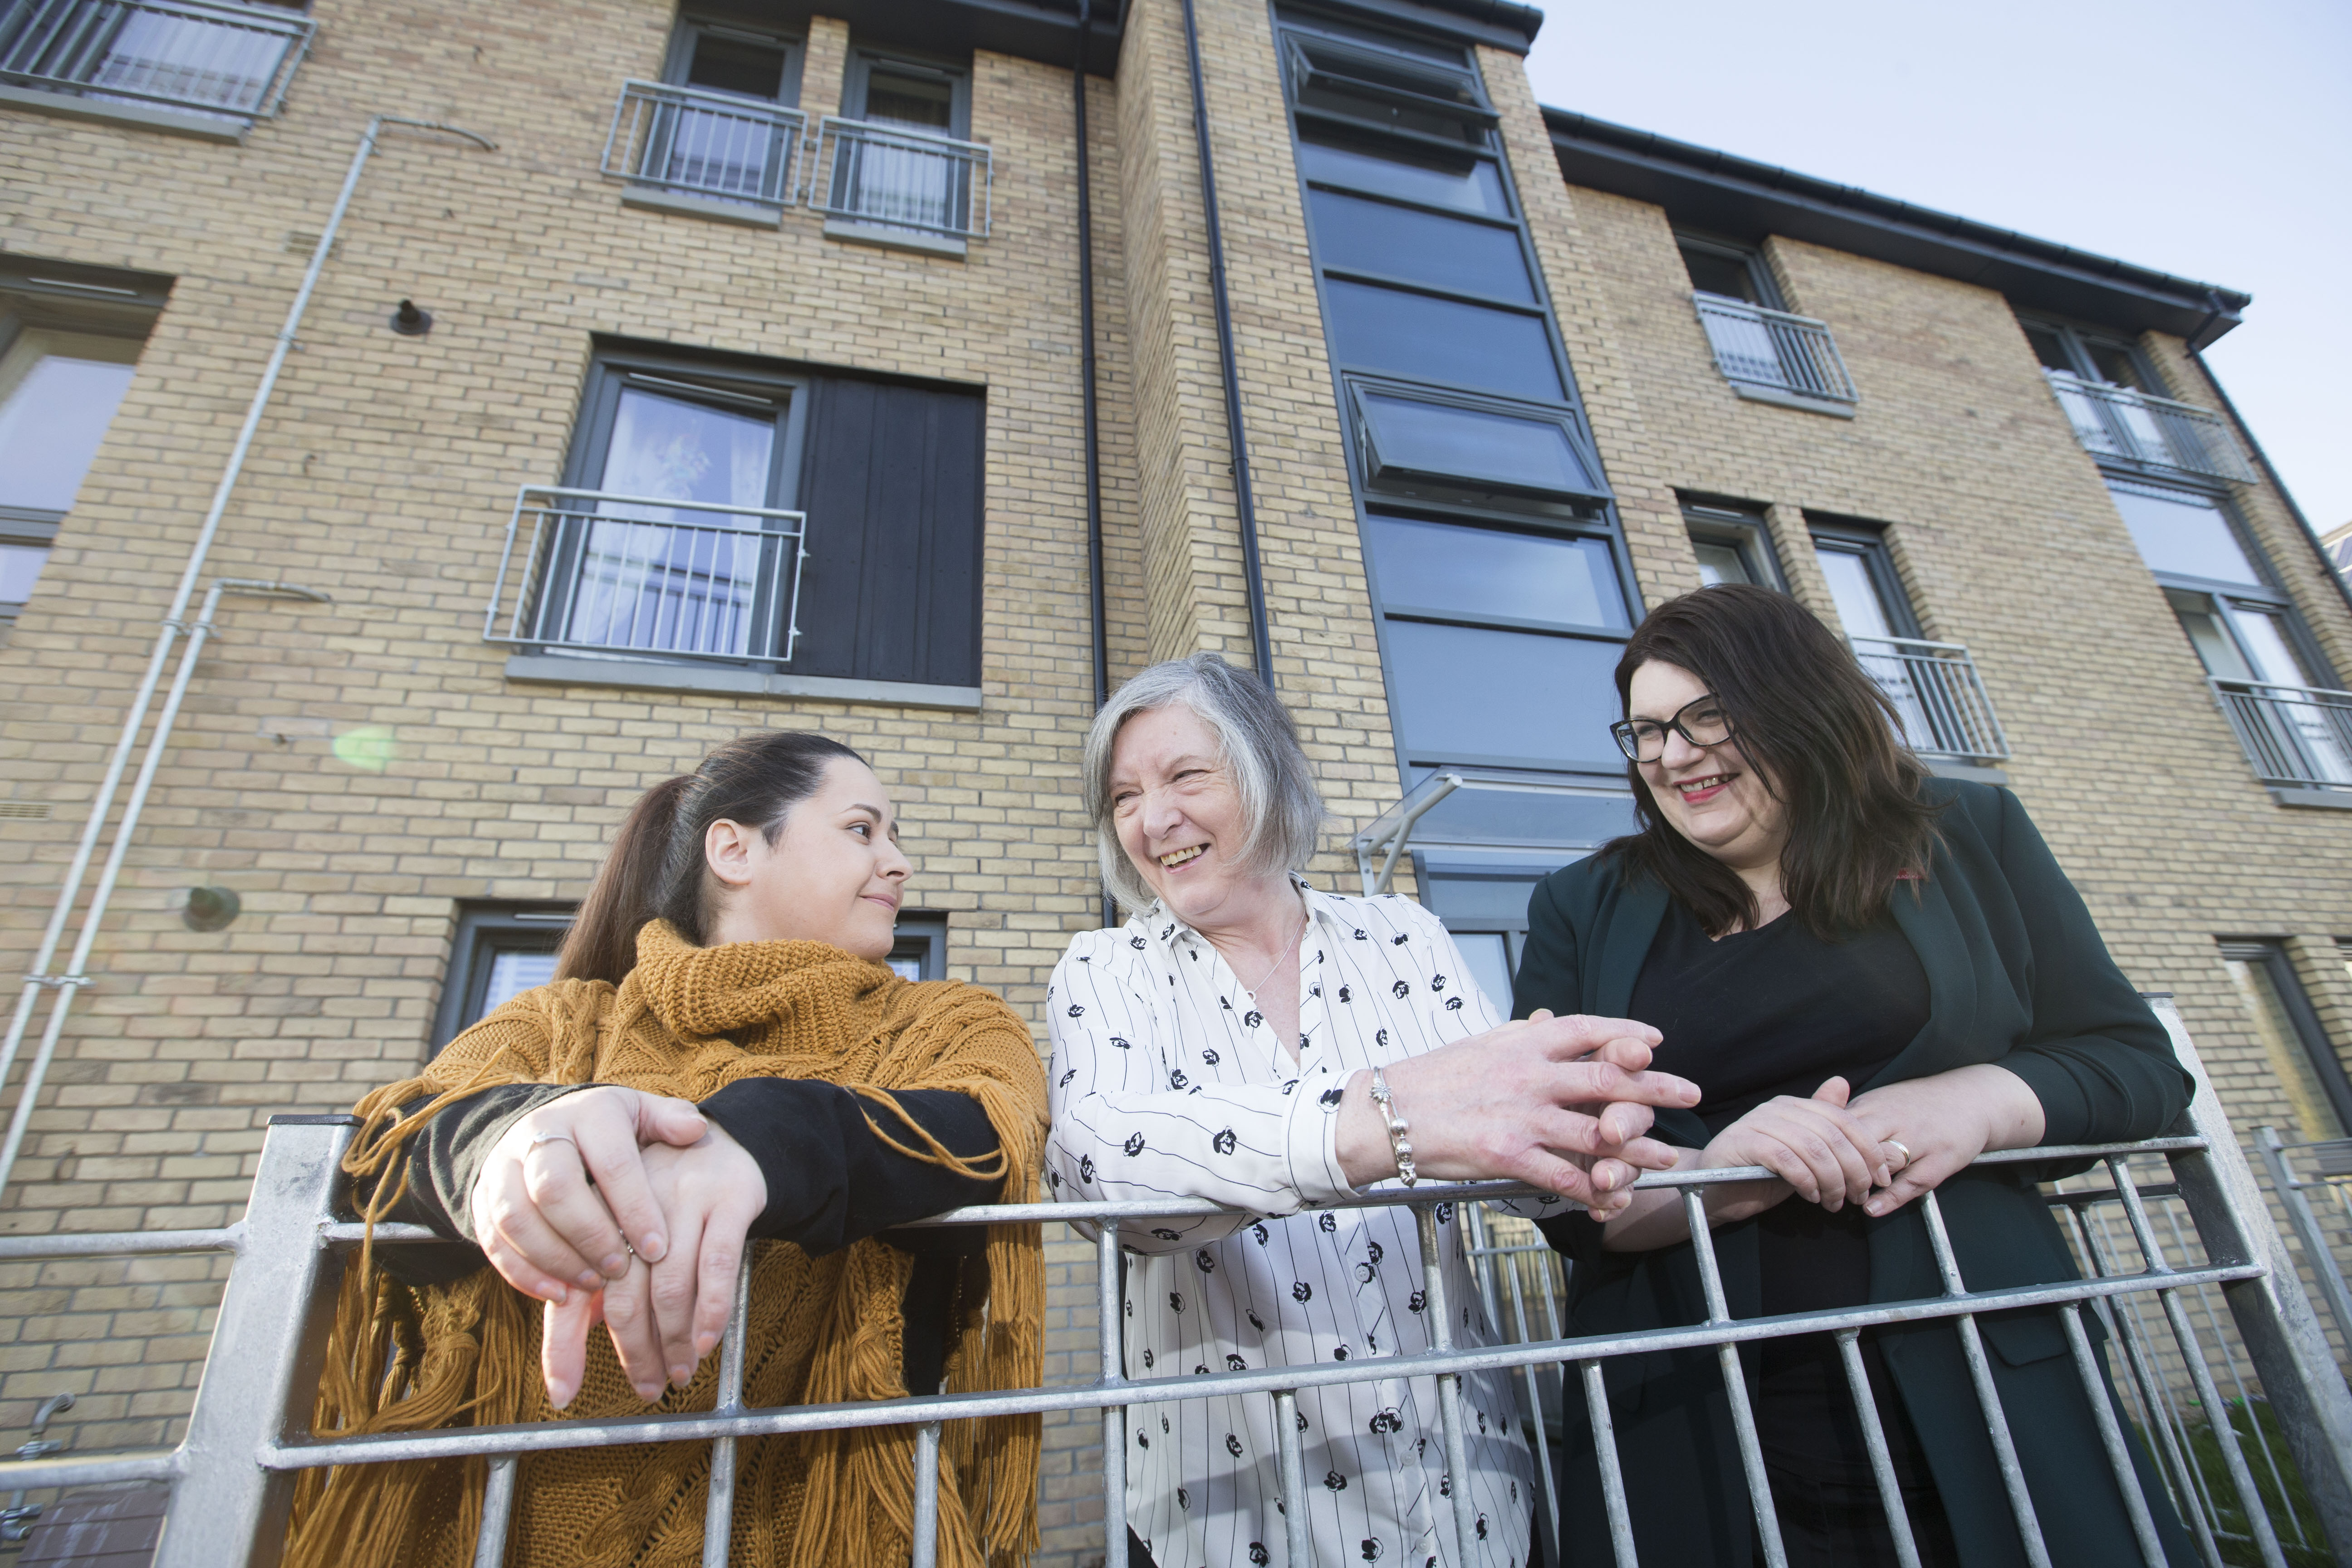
[1278,5,1643,795]
[843,47,970,137]
[2218,938,2352,1138]
[1808,520,1923,640]
[435,902,577,1049]
[661,15,804,104]
[0,259,166,627]
[2110,475,2340,690]
[887,912,949,982]
[1683,500,1787,591]
[2018,315,2163,392]
[1673,231,1786,311]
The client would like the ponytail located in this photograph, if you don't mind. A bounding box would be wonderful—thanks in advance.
[555,732,867,985]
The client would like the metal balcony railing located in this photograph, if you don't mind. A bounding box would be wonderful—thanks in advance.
[2213,677,2352,790]
[483,485,807,666]
[2044,371,2257,484]
[0,0,312,123]
[2255,1129,2352,1371]
[1849,634,2011,763]
[601,79,806,211]
[1,1002,2347,1567]
[1692,292,1858,405]
[806,115,991,240]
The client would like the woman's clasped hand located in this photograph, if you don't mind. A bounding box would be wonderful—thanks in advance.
[468,1085,769,1408]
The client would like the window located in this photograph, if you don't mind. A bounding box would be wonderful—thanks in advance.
[2022,317,2250,483]
[494,342,985,695]
[0,263,163,627]
[434,904,575,1048]
[1811,526,1919,642]
[816,51,984,243]
[1809,523,2007,766]
[2114,479,2349,792]
[888,914,948,982]
[1676,232,1856,408]
[2219,941,2352,1141]
[1280,7,1638,828]
[0,0,315,132]
[1684,503,1785,589]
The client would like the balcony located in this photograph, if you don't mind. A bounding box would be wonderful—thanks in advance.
[601,79,805,222]
[0,0,313,132]
[806,115,991,252]
[2212,678,2352,794]
[484,486,807,666]
[2043,372,2255,485]
[1849,635,2009,764]
[1692,293,1858,412]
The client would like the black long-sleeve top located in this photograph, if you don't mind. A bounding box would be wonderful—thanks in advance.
[376,1079,1003,1393]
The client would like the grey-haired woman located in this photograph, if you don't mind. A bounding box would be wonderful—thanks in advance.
[1045,653,1698,1568]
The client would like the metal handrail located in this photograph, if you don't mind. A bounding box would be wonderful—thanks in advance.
[1691,292,1859,404]
[600,78,806,209]
[1347,768,1634,894]
[1848,632,2012,763]
[0,0,314,122]
[482,484,808,667]
[2043,371,2257,484]
[804,115,993,240]
[2255,1128,2352,1365]
[3,1003,2347,1567]
[2210,676,2352,790]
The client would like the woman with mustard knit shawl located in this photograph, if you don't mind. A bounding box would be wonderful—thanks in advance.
[287,732,1048,1568]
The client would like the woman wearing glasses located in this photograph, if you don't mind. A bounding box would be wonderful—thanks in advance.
[1517,585,2194,1567]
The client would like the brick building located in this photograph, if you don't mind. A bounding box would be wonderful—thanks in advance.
[0,0,2347,1557]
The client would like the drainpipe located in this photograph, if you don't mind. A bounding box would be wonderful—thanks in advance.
[1074,0,1119,930]
[1177,0,1275,689]
[0,116,494,1209]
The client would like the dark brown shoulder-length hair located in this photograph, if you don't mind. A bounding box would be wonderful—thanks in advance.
[1605,583,1944,939]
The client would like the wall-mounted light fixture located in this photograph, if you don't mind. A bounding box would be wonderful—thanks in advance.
[389,299,432,336]
[182,886,241,931]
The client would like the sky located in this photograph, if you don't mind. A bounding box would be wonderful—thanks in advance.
[1521,0,2352,537]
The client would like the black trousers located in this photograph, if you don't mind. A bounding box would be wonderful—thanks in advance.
[1757,1461,1963,1568]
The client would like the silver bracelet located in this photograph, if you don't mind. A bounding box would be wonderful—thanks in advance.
[1368,1067,1416,1187]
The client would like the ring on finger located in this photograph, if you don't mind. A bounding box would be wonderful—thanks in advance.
[528,1130,576,1151]
[1885,1138,1912,1165]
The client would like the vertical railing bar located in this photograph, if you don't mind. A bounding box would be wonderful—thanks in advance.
[2161,1196,2308,1547]
[2071,1202,2213,1550]
[470,1455,516,1568]
[910,1420,942,1568]
[1681,1188,1786,1568]
[1274,1387,1311,1568]
[1495,1215,1561,1568]
[2111,1158,2291,1568]
[1415,1203,1481,1568]
[699,1259,752,1568]
[2270,1131,2352,1353]
[1917,1191,2052,1568]
[1096,1219,1127,1563]
[2058,1303,2171,1568]
[1833,1328,1921,1568]
[1580,1359,1638,1568]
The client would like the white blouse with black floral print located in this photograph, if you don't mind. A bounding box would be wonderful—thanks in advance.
[1046,877,1544,1568]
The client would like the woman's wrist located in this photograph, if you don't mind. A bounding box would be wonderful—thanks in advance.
[1333,1069,1399,1189]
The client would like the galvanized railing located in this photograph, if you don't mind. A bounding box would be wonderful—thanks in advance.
[1692,292,1859,405]
[2213,678,2352,791]
[2255,1129,2352,1367]
[482,484,808,666]
[0,0,313,122]
[1849,634,2012,764]
[2044,372,2257,485]
[2,1003,2349,1567]
[601,79,806,211]
[806,116,992,240]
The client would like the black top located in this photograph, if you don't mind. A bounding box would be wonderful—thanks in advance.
[377,1078,1002,1394]
[1625,898,1930,1478]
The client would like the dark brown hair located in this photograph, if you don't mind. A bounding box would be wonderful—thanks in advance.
[1605,583,1943,939]
[556,731,868,984]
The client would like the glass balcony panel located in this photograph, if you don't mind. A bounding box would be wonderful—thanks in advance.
[1308,188,1532,303]
[1366,516,1625,630]
[1382,620,1626,772]
[2110,485,2263,587]
[1295,129,1509,216]
[1324,280,1562,402]
[1357,391,1598,498]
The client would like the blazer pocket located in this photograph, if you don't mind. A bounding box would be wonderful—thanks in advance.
[1979,1306,2071,1368]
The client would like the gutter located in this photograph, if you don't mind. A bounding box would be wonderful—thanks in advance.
[1178,0,1276,688]
[1074,0,1117,930]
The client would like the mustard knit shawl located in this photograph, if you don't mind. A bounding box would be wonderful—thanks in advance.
[286,921,1047,1568]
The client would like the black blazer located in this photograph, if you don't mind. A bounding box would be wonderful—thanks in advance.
[1512,779,2195,1568]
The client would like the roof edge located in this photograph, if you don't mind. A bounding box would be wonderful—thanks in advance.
[1542,107,2248,344]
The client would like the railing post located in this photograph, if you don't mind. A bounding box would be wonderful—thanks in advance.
[2150,1000,2352,1562]
[153,1115,358,1568]
[2255,1128,2352,1356]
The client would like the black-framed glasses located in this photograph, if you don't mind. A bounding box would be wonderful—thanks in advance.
[1610,695,1735,763]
